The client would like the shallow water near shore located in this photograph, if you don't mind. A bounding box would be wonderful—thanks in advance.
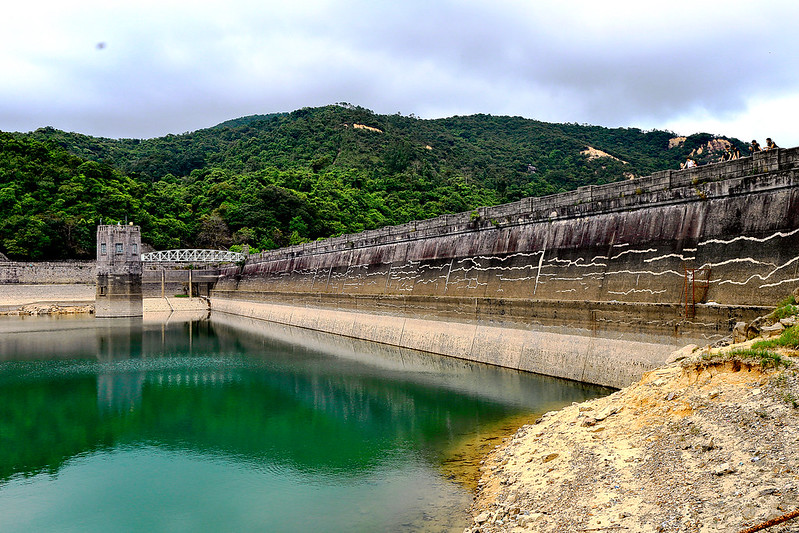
[0,313,609,532]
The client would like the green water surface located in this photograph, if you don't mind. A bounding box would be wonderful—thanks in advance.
[0,313,608,532]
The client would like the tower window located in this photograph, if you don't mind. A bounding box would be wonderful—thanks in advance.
[100,243,107,255]
[115,243,124,254]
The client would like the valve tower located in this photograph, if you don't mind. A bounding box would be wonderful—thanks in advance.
[95,224,143,317]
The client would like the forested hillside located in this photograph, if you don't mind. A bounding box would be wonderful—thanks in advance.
[1,104,744,260]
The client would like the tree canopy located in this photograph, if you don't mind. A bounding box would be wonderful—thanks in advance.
[0,105,744,260]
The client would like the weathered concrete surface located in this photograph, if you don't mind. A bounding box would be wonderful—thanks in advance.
[0,261,95,284]
[209,311,610,407]
[215,149,799,336]
[0,260,217,298]
[96,225,143,318]
[143,297,209,313]
[212,298,680,389]
[211,150,799,387]
[0,284,95,312]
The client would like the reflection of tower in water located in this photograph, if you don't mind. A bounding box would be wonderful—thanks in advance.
[95,318,146,415]
[94,317,232,415]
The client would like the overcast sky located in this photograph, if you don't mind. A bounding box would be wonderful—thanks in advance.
[2,0,798,147]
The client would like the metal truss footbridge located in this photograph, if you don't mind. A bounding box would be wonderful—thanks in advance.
[140,249,245,263]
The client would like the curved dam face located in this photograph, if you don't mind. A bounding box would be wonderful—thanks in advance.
[212,148,799,388]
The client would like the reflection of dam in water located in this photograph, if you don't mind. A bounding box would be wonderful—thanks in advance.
[98,370,242,414]
[148,371,242,387]
[87,312,607,440]
[97,372,145,414]
[0,314,611,533]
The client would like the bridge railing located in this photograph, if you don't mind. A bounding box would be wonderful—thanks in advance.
[141,249,244,263]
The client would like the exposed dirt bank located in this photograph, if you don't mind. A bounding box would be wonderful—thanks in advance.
[467,342,799,532]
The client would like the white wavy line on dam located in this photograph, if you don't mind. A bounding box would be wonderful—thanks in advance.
[603,269,684,278]
[699,227,799,246]
[610,248,658,260]
[715,255,799,286]
[419,263,449,272]
[474,251,544,262]
[546,257,608,268]
[760,276,799,289]
[450,264,537,276]
[455,257,481,268]
[607,288,668,296]
[497,274,539,282]
[696,257,777,269]
[643,254,696,263]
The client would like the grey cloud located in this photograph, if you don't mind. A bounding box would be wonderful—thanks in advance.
[1,1,798,141]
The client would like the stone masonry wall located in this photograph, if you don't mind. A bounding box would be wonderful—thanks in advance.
[216,148,799,314]
[211,148,799,387]
[0,261,96,284]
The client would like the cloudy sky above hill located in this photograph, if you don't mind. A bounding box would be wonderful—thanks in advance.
[2,0,798,146]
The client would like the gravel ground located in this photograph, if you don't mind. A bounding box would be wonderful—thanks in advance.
[466,342,799,533]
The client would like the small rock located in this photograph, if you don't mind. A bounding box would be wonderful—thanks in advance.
[779,316,797,327]
[666,391,676,401]
[761,322,785,338]
[595,406,620,421]
[667,343,698,363]
[758,488,780,497]
[581,417,597,427]
[517,513,544,527]
[714,462,736,476]
[542,453,559,463]
[701,437,715,451]
[732,322,748,343]
[474,511,491,524]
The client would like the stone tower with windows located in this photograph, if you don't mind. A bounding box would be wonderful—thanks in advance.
[96,224,143,317]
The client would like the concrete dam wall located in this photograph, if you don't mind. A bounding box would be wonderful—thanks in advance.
[212,148,799,387]
[0,261,217,298]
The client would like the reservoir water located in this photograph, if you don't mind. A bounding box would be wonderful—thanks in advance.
[0,312,610,532]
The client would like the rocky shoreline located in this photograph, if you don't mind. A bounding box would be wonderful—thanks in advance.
[0,303,94,316]
[466,331,799,532]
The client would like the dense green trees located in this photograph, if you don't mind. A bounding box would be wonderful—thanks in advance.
[0,133,148,258]
[1,106,743,260]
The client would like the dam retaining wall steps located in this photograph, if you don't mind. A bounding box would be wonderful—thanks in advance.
[212,298,679,389]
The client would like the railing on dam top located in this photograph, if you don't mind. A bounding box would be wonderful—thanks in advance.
[246,146,799,265]
[141,249,244,263]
